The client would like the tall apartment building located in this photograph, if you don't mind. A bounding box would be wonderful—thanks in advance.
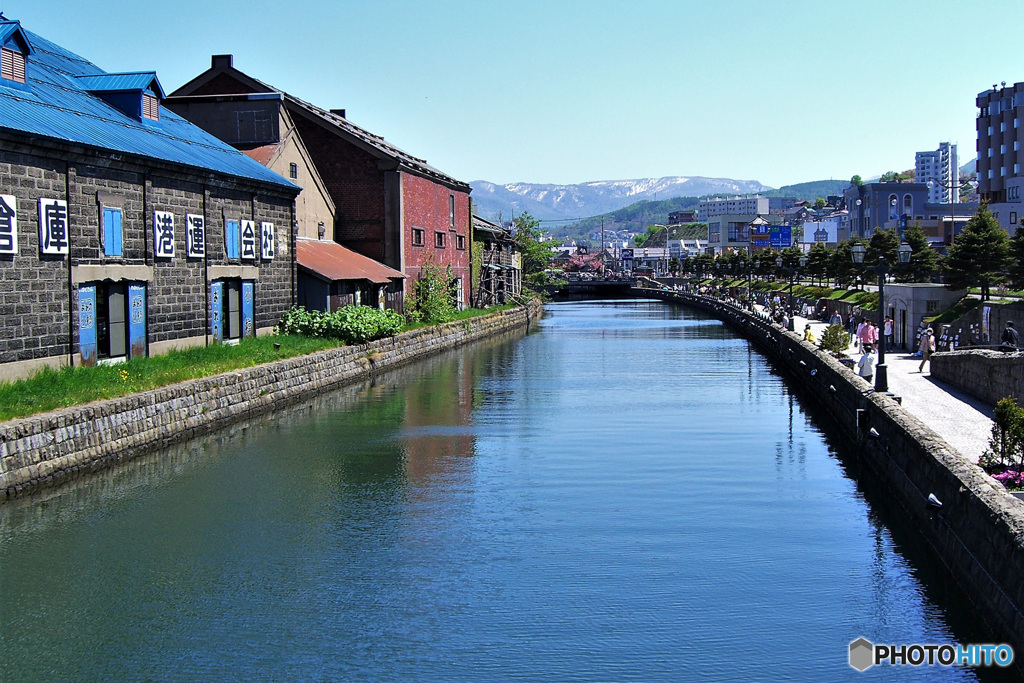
[977,83,1024,203]
[915,142,958,204]
[977,82,1024,232]
[696,195,769,222]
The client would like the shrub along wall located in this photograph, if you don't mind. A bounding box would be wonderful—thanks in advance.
[0,300,543,500]
[644,289,1024,669]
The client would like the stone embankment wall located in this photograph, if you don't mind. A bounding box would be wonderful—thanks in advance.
[0,300,543,499]
[644,289,1024,667]
[932,349,1024,406]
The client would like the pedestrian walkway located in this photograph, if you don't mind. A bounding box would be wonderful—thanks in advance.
[800,315,992,463]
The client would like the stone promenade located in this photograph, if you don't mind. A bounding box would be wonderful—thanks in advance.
[800,316,992,463]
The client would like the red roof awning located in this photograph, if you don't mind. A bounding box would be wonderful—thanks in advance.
[296,239,405,284]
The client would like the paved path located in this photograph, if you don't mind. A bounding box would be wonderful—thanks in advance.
[798,316,993,463]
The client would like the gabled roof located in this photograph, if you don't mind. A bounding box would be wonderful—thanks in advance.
[169,57,470,193]
[0,20,297,192]
[74,72,165,98]
[0,20,32,54]
[296,239,406,284]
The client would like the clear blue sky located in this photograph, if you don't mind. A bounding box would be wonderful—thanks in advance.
[3,0,1011,188]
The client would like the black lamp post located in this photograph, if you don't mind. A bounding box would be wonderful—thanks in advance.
[851,243,912,392]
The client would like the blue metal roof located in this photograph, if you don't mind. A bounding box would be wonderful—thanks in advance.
[0,21,32,54]
[74,72,165,98]
[0,21,296,192]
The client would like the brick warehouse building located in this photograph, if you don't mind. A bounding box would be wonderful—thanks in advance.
[166,56,472,307]
[0,20,299,381]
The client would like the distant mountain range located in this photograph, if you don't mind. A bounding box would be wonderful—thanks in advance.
[470,176,771,223]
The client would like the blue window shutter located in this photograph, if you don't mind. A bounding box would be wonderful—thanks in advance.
[210,281,223,343]
[78,285,97,366]
[226,220,240,259]
[242,281,255,338]
[113,209,123,256]
[128,283,146,358]
[103,207,123,256]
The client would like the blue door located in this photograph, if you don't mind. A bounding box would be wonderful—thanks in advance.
[78,284,97,366]
[210,281,223,343]
[242,281,254,338]
[128,283,146,358]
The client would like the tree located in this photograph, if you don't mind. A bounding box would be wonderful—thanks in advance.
[850,175,864,187]
[813,197,827,210]
[897,223,940,283]
[1009,227,1024,289]
[831,238,867,288]
[943,203,1011,300]
[512,212,550,277]
[805,242,832,285]
[866,227,899,266]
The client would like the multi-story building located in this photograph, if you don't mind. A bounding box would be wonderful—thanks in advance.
[697,195,769,222]
[168,56,472,307]
[842,183,929,238]
[0,19,300,382]
[977,82,1024,232]
[471,215,521,307]
[915,142,959,204]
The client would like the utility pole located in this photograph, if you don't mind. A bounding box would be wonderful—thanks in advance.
[600,217,605,275]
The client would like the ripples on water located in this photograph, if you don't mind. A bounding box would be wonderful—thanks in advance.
[0,301,1006,681]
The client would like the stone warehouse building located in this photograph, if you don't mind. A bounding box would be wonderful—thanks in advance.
[166,56,472,308]
[0,20,300,381]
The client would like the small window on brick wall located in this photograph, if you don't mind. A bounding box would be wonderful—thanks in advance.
[1,48,26,83]
[456,234,465,250]
[435,231,446,248]
[412,227,424,246]
[449,195,455,227]
[142,93,159,121]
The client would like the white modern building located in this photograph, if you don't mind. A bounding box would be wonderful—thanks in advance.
[915,142,959,204]
[697,195,769,222]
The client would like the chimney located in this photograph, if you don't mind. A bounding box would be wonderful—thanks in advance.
[330,108,346,119]
[212,54,233,69]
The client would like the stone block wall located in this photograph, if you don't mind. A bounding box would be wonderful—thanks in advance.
[0,146,71,366]
[647,290,1024,668]
[932,349,1024,406]
[0,299,542,501]
[0,134,298,379]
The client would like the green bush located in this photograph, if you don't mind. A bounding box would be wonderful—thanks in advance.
[407,262,457,324]
[277,305,404,344]
[818,324,850,357]
[982,397,1024,470]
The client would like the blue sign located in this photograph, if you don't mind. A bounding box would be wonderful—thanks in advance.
[770,225,792,249]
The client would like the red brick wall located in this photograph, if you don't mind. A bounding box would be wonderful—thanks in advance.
[289,114,388,263]
[402,172,471,306]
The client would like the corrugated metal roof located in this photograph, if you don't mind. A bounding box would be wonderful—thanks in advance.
[296,239,406,284]
[74,72,165,98]
[0,21,297,192]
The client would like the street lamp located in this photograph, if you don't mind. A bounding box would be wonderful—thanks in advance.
[851,243,912,392]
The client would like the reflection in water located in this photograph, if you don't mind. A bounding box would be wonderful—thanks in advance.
[0,302,1008,681]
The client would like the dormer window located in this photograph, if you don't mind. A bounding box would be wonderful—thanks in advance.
[142,93,159,121]
[1,47,25,83]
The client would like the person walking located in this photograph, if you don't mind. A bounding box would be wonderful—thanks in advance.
[830,310,843,327]
[867,320,879,352]
[918,328,936,372]
[857,344,875,383]
[856,318,871,352]
[883,316,894,348]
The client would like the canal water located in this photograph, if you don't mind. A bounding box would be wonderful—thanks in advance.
[0,301,1008,681]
